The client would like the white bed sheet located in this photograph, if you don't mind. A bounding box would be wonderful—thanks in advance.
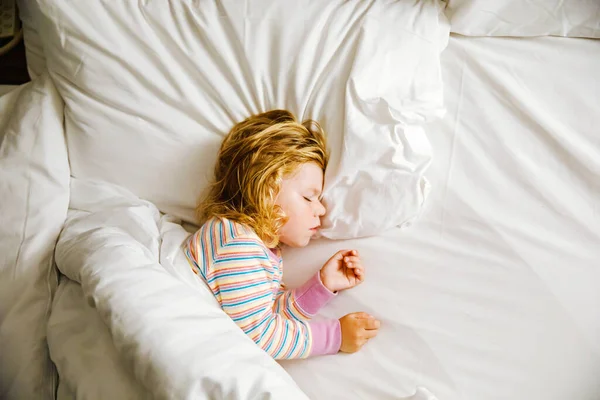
[277,35,600,400]
[49,35,600,400]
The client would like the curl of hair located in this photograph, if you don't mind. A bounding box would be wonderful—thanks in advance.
[198,109,328,248]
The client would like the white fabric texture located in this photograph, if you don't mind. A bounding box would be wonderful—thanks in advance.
[0,75,69,399]
[49,277,148,400]
[31,0,449,239]
[446,0,600,38]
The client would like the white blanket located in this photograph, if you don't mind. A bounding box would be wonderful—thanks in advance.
[0,75,69,400]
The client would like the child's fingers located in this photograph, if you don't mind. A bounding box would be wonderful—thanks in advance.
[363,318,381,330]
[343,256,361,264]
[356,270,365,282]
[356,266,363,276]
[342,249,358,257]
[345,261,364,279]
[335,250,351,260]
[364,327,379,339]
[344,258,363,273]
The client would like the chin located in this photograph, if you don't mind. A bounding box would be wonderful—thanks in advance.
[281,236,311,248]
[299,237,312,247]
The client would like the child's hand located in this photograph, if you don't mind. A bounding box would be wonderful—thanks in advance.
[339,312,380,353]
[320,249,364,293]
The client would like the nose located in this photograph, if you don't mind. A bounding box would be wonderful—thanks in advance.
[315,199,326,217]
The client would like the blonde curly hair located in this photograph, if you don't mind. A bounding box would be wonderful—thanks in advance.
[198,109,328,248]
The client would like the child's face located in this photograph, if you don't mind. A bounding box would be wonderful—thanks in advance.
[275,162,326,248]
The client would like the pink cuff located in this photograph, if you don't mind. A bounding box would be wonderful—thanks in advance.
[294,271,337,316]
[309,319,342,356]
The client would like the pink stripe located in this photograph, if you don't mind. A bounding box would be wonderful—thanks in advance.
[221,288,272,304]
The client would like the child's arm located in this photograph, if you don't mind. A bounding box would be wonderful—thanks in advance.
[272,272,337,323]
[209,256,341,359]
[185,226,340,359]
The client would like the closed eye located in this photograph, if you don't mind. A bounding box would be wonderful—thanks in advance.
[303,196,313,202]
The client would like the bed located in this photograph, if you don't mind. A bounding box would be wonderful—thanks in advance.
[1,1,599,400]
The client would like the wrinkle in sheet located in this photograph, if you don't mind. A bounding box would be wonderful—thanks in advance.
[439,46,466,239]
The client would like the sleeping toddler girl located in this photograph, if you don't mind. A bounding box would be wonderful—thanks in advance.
[184,110,380,359]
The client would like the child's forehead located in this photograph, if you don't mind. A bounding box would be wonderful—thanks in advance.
[285,163,323,188]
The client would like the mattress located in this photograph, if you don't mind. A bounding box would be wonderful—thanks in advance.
[276,35,600,400]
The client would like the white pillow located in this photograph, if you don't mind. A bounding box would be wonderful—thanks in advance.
[446,0,600,38]
[33,0,449,239]
[0,74,69,399]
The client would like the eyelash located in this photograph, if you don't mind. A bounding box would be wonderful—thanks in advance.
[303,197,313,202]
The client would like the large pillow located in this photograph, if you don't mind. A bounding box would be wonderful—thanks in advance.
[446,0,600,38]
[0,74,70,399]
[32,0,449,239]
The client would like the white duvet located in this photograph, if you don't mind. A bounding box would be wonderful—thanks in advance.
[0,75,68,400]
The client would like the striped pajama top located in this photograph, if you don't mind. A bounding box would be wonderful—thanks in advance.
[184,216,341,359]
